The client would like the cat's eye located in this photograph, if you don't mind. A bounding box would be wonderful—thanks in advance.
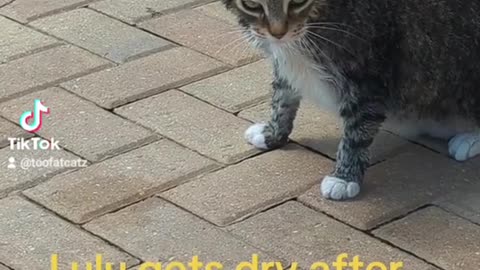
[242,0,262,11]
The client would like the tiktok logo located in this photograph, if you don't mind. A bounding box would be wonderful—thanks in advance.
[19,99,50,133]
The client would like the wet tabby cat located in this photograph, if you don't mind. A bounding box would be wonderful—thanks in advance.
[221,0,480,200]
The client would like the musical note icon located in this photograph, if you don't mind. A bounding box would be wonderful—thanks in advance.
[19,99,50,133]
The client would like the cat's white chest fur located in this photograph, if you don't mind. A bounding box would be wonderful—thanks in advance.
[271,46,339,113]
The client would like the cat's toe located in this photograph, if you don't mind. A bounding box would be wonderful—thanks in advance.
[321,176,360,200]
[245,123,268,149]
[448,132,480,161]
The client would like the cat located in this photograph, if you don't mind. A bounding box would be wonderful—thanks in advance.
[221,0,480,200]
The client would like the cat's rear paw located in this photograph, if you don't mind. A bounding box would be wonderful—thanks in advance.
[245,123,269,149]
[448,132,480,161]
[321,176,360,200]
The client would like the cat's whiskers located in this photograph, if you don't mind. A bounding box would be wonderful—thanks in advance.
[214,34,250,56]
[306,25,366,42]
[305,30,355,56]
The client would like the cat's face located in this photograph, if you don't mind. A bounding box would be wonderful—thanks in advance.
[223,0,322,45]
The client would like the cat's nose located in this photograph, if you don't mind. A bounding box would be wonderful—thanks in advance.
[269,22,288,39]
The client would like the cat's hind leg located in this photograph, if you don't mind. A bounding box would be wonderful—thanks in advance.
[448,131,480,161]
[245,77,301,149]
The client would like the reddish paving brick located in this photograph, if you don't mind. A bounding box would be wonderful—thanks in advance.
[0,196,138,270]
[0,88,157,161]
[374,207,480,270]
[84,198,279,267]
[0,118,32,149]
[24,140,219,223]
[0,45,111,102]
[0,16,59,63]
[239,102,411,163]
[116,90,259,164]
[228,201,439,270]
[90,0,212,24]
[0,140,80,198]
[140,9,259,66]
[62,47,227,109]
[162,144,333,226]
[181,60,271,113]
[0,0,93,23]
[299,146,476,230]
[31,8,171,63]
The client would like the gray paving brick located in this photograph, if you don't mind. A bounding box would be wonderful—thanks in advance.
[0,16,59,63]
[0,0,93,23]
[0,118,32,149]
[90,0,212,24]
[140,9,260,66]
[0,196,138,270]
[62,47,227,109]
[116,90,258,164]
[0,88,157,161]
[196,1,238,25]
[31,8,171,63]
[181,60,271,113]
[0,0,12,7]
[162,144,333,226]
[24,140,219,223]
[299,146,477,230]
[0,264,10,270]
[84,198,279,267]
[373,207,480,270]
[239,102,411,163]
[0,139,80,198]
[435,177,480,224]
[228,202,438,270]
[0,45,111,102]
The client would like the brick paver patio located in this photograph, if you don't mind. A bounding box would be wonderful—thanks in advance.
[1,1,479,270]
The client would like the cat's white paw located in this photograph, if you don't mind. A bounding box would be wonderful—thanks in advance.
[321,176,360,200]
[245,123,268,149]
[448,132,480,161]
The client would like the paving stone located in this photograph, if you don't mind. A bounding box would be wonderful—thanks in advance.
[239,102,411,163]
[90,0,212,24]
[25,140,219,223]
[299,146,477,230]
[228,201,438,270]
[0,264,10,270]
[0,196,138,270]
[0,139,80,198]
[140,9,260,66]
[162,144,333,226]
[0,88,157,161]
[374,207,480,270]
[435,177,480,225]
[0,16,60,63]
[62,47,227,109]
[0,45,111,102]
[116,90,258,164]
[0,0,93,23]
[84,198,279,267]
[0,118,32,149]
[0,0,12,7]
[196,1,238,25]
[181,60,271,113]
[31,8,171,63]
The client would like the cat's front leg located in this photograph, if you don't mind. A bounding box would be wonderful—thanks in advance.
[245,76,301,149]
[321,99,385,200]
